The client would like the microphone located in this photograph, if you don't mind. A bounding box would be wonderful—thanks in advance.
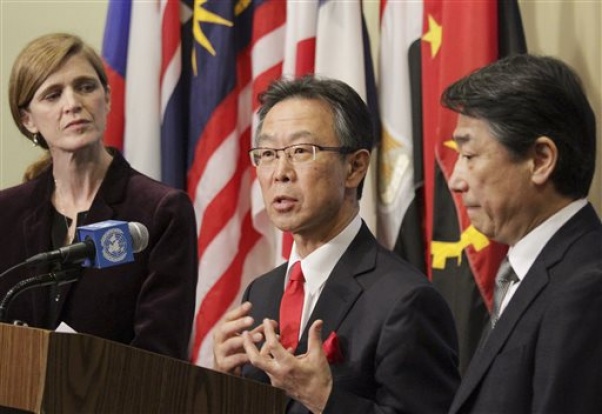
[0,267,82,322]
[24,221,149,269]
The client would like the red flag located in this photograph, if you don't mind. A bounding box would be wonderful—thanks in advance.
[421,0,525,372]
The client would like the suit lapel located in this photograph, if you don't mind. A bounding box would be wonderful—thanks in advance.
[295,223,375,354]
[21,173,55,326]
[84,149,128,224]
[265,266,287,322]
[452,204,600,412]
[23,175,53,260]
[452,265,549,410]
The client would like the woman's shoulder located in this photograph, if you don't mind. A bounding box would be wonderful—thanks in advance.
[114,171,194,224]
[0,176,48,218]
[127,171,189,201]
[0,176,45,201]
[108,150,189,202]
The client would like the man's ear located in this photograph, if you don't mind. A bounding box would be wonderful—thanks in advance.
[531,136,557,185]
[346,149,371,188]
[20,109,38,135]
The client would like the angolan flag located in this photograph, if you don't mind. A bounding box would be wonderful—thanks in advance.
[422,0,526,372]
[377,0,526,373]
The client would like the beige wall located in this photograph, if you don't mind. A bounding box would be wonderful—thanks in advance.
[0,0,108,187]
[1,0,601,215]
[519,0,602,214]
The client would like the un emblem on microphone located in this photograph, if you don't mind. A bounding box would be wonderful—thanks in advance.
[100,228,128,263]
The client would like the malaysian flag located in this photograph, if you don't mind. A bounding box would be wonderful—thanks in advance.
[183,0,287,367]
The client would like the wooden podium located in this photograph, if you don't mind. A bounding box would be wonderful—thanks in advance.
[0,323,285,413]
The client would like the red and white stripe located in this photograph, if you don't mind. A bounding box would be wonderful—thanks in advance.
[159,0,182,122]
[190,0,287,367]
[283,1,318,78]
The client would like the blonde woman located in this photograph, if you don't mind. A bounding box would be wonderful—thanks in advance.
[0,33,198,360]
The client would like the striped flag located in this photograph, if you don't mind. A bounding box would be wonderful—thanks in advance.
[160,0,187,189]
[186,0,286,367]
[282,1,317,78]
[101,0,130,151]
[102,0,164,180]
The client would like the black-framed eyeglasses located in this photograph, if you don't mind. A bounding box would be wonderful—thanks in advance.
[248,143,355,167]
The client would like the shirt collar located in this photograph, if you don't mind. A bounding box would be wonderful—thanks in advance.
[508,199,587,280]
[286,214,362,294]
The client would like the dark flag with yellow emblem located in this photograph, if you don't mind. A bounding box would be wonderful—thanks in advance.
[420,0,526,372]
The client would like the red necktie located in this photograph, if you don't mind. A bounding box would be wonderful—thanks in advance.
[279,261,305,350]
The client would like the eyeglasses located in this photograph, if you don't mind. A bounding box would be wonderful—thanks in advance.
[249,143,354,167]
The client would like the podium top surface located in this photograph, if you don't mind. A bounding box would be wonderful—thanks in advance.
[0,323,285,414]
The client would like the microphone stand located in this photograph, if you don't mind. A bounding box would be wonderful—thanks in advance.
[0,267,80,323]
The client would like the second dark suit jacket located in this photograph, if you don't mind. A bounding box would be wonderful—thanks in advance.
[241,223,460,413]
[449,203,602,414]
[0,149,198,360]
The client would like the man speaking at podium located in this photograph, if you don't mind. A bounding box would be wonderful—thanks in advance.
[213,76,460,413]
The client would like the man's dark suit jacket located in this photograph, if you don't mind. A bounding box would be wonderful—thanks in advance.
[0,149,198,360]
[449,203,602,414]
[241,223,460,413]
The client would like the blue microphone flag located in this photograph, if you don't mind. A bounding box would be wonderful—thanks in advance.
[77,220,134,269]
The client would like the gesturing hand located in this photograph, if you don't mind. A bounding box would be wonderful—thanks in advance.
[242,318,333,413]
[213,301,271,374]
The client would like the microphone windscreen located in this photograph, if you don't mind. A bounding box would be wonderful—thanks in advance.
[128,222,149,253]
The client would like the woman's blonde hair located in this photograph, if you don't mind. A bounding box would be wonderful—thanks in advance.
[22,153,52,182]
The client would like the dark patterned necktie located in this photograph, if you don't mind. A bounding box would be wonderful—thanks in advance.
[491,257,518,328]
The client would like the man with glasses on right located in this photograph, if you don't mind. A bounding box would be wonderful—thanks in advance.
[213,75,460,413]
